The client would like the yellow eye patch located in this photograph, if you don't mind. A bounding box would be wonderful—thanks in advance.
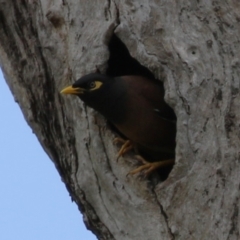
[90,81,103,91]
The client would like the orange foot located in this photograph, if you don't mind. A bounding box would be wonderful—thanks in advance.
[113,138,133,160]
[127,155,174,177]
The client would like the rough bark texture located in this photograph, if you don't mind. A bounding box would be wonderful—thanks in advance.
[1,0,240,239]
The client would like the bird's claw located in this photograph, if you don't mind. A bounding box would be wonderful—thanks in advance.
[113,138,133,160]
[127,156,174,177]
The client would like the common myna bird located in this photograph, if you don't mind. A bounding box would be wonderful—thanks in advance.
[61,73,176,176]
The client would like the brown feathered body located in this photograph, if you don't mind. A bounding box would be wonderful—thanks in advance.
[62,73,176,161]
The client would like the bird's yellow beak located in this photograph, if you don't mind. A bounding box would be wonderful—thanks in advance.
[60,86,84,95]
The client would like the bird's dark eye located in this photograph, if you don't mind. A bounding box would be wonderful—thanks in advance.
[89,81,96,88]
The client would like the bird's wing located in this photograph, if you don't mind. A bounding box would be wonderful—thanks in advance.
[153,108,176,123]
[126,76,176,122]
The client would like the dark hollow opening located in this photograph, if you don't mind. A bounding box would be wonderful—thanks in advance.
[106,35,154,79]
[106,34,176,181]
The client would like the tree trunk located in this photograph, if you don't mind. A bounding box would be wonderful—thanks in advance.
[1,0,240,239]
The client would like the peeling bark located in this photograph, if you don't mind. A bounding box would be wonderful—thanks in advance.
[1,0,240,239]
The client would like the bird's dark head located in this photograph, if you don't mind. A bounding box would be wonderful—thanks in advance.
[60,73,126,122]
[60,73,112,97]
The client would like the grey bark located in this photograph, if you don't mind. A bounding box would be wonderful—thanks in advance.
[1,0,240,239]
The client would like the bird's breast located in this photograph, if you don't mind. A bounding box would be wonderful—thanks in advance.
[114,107,176,153]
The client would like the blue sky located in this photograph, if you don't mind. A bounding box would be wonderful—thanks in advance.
[0,70,96,240]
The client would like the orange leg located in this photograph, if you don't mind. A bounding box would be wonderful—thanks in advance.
[127,155,174,177]
[113,138,133,159]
